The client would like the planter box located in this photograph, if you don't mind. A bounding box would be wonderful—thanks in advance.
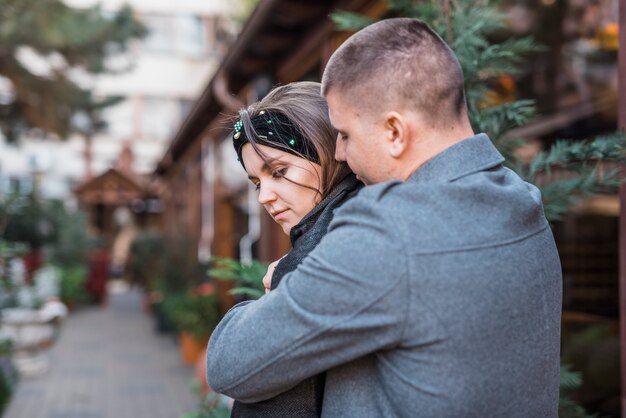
[179,332,209,366]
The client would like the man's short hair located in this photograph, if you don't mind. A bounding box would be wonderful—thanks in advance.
[322,18,467,126]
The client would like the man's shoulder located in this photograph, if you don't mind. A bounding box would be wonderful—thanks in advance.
[346,178,446,213]
[354,180,403,201]
[334,180,415,219]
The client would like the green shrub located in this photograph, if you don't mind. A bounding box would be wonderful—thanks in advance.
[127,230,165,288]
[59,266,88,306]
[0,340,18,416]
[164,292,221,340]
[47,202,95,268]
[2,194,57,250]
[181,392,231,418]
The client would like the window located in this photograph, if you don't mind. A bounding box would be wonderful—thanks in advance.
[101,98,134,138]
[141,97,180,140]
[142,14,207,57]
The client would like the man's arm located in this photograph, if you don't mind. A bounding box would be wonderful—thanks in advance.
[206,194,408,402]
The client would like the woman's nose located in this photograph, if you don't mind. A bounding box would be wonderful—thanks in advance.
[257,182,276,205]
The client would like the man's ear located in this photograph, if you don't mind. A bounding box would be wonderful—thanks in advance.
[385,112,408,158]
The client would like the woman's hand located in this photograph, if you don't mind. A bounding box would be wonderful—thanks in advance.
[263,256,285,294]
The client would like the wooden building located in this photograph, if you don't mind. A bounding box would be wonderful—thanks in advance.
[153,0,387,305]
[75,145,162,245]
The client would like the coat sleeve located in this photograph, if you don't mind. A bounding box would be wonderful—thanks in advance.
[206,193,409,402]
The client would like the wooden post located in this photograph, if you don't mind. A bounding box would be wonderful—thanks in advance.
[618,2,626,415]
[213,179,235,314]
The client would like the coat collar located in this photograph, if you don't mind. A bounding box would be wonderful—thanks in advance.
[409,133,504,184]
[289,173,361,243]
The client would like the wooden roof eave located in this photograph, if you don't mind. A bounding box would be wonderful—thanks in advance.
[154,0,385,178]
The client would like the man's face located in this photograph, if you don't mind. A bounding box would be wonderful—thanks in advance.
[327,89,389,185]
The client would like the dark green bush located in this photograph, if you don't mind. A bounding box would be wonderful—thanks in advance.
[164,292,220,340]
[0,341,18,416]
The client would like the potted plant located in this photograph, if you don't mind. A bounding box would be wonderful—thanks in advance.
[165,285,220,365]
[207,257,267,301]
[58,265,88,310]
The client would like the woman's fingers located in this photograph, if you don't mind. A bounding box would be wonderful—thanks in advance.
[263,257,284,294]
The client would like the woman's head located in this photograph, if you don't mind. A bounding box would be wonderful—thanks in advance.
[233,81,351,235]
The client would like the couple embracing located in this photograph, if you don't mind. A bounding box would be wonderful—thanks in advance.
[207,18,562,418]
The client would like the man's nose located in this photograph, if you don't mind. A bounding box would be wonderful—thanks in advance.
[257,182,276,205]
[335,135,346,161]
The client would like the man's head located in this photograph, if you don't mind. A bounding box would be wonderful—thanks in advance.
[322,18,473,184]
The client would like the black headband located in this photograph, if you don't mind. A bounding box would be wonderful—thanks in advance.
[232,110,320,170]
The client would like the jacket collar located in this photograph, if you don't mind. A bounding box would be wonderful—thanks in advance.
[409,133,504,184]
[289,173,361,242]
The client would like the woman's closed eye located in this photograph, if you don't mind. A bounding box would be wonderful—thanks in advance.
[251,167,287,191]
[271,167,287,178]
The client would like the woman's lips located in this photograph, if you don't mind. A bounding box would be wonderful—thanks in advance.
[272,209,288,221]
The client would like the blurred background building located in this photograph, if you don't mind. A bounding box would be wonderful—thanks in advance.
[0,0,242,204]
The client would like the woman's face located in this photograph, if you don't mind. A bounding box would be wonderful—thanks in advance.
[242,143,322,235]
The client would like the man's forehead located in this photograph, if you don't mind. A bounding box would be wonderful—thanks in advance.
[327,90,352,120]
[327,87,378,120]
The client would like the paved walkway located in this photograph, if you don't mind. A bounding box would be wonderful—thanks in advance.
[4,284,198,418]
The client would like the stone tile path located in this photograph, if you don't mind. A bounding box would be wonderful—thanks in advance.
[4,284,198,418]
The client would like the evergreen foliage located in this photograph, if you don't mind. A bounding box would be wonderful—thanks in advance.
[1,193,57,250]
[0,0,147,141]
[331,0,625,223]
[559,365,597,418]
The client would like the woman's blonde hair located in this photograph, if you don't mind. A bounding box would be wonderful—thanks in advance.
[238,81,351,199]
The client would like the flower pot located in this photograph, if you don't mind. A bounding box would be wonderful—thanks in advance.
[195,347,210,396]
[179,332,209,366]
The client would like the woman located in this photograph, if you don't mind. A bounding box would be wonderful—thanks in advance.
[230,81,362,417]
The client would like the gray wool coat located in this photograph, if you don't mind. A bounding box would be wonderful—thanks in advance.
[207,133,563,418]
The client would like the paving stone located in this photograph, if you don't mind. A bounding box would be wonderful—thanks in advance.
[4,287,199,418]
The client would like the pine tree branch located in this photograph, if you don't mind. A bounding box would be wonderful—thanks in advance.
[528,133,626,177]
[330,11,375,31]
[560,364,583,390]
[537,169,621,222]
[471,99,536,139]
[0,0,146,140]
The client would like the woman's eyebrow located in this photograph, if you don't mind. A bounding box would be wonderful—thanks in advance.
[261,157,285,171]
[246,156,286,179]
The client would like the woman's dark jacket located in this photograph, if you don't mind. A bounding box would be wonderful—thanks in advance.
[230,173,362,418]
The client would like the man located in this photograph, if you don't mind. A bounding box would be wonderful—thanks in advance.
[207,18,562,417]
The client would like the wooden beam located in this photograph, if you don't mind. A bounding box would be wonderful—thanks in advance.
[618,1,626,415]
[277,0,387,82]
[504,96,615,139]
